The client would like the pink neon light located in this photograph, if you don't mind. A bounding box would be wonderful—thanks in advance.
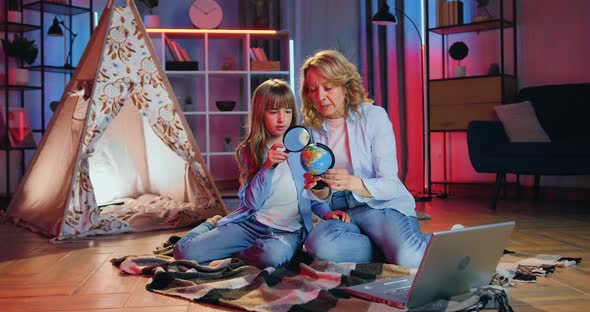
[146,28,279,35]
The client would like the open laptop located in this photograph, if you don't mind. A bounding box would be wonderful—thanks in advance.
[345,221,515,309]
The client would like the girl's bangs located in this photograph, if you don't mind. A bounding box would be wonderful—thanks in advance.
[266,93,293,109]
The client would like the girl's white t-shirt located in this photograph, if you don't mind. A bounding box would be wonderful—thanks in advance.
[255,161,302,232]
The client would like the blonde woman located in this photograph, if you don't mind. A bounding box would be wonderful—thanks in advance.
[300,50,430,268]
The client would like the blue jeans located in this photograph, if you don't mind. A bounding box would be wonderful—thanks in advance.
[173,216,303,268]
[305,192,430,268]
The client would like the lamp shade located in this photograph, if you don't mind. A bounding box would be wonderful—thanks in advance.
[48,17,64,36]
[372,4,398,26]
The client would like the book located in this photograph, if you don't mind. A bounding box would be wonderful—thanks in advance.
[249,47,257,61]
[437,0,448,27]
[0,107,36,148]
[173,40,187,61]
[439,1,464,26]
[252,47,268,62]
[179,47,191,61]
[165,38,184,61]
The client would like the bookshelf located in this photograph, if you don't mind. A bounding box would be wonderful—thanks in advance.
[424,0,517,194]
[147,28,294,191]
[1,0,93,199]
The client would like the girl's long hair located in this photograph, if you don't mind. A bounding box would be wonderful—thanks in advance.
[235,79,297,185]
[300,49,373,129]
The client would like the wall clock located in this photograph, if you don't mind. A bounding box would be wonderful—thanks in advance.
[189,0,224,29]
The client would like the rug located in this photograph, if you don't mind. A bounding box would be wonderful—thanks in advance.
[111,255,509,312]
[113,237,583,312]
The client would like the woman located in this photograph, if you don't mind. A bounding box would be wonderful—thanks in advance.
[301,50,430,268]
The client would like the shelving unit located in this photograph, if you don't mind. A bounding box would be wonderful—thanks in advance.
[424,0,517,192]
[147,28,294,190]
[1,0,93,199]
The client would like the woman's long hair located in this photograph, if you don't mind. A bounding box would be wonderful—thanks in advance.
[300,50,373,129]
[235,79,297,185]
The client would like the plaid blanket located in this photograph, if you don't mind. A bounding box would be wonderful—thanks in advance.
[111,255,511,312]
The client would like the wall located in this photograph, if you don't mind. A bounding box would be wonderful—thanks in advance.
[431,0,590,189]
[1,0,99,194]
[4,0,589,193]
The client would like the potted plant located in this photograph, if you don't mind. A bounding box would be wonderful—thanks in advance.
[137,0,160,28]
[449,41,469,77]
[1,35,39,85]
[7,0,22,23]
[473,0,493,22]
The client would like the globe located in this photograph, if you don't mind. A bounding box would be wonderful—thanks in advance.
[300,143,334,175]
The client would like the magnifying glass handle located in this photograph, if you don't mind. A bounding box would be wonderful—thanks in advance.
[271,147,288,169]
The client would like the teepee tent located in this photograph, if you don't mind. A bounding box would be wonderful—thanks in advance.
[5,0,227,240]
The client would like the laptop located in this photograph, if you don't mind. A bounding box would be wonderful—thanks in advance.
[344,221,515,309]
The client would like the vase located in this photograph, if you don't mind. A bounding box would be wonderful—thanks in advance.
[224,138,233,152]
[143,15,160,28]
[7,11,22,23]
[8,68,29,85]
[453,65,466,78]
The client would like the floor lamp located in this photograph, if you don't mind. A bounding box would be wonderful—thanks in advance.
[372,3,431,201]
[48,16,78,69]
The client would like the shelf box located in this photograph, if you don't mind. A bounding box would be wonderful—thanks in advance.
[251,61,280,71]
[165,61,199,71]
[429,75,516,131]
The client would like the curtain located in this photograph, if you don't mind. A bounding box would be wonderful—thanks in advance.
[362,0,425,197]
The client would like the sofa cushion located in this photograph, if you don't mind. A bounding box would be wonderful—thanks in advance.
[494,101,551,143]
[517,83,590,143]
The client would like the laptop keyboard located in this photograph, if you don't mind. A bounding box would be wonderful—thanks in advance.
[384,286,411,302]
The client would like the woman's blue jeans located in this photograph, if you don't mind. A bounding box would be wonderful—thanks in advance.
[305,192,430,268]
[173,216,303,269]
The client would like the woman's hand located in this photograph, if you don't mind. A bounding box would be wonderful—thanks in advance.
[264,144,289,169]
[324,210,351,223]
[321,168,372,197]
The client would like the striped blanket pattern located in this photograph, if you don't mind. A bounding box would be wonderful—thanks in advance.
[111,255,509,311]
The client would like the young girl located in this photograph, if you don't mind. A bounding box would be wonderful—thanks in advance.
[174,79,327,268]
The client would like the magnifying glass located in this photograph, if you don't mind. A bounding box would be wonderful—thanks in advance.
[277,126,335,190]
[272,126,311,168]
[272,126,311,169]
[283,125,311,152]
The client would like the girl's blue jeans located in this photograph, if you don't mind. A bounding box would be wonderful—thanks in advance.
[305,192,431,268]
[173,216,303,269]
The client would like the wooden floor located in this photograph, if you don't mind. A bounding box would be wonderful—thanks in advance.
[1,196,589,311]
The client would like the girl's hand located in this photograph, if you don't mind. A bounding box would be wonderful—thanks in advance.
[304,173,330,199]
[303,172,321,189]
[324,210,351,223]
[264,144,289,168]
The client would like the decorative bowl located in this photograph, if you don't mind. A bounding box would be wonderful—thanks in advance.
[216,100,236,112]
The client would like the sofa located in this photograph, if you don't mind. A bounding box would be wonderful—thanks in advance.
[467,83,590,209]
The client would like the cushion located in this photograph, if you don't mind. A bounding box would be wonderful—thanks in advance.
[517,83,590,143]
[494,101,551,143]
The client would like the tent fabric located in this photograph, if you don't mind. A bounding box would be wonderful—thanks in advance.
[5,0,226,239]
